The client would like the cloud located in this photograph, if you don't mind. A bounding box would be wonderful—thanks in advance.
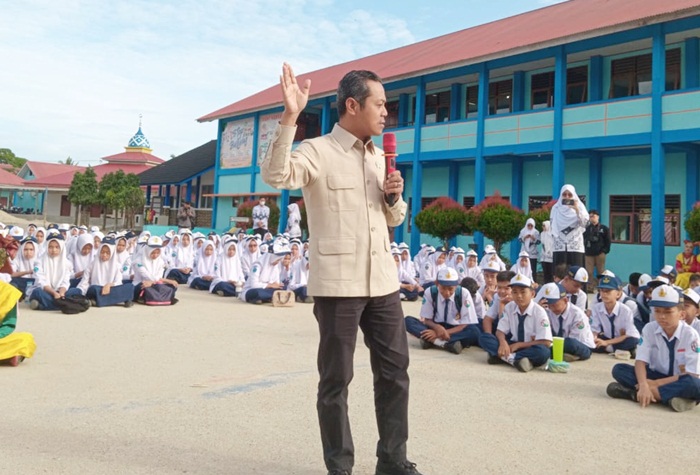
[0,0,415,164]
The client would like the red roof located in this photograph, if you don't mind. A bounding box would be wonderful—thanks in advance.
[28,163,159,189]
[24,161,84,180]
[199,0,700,122]
[101,151,165,165]
[0,168,25,187]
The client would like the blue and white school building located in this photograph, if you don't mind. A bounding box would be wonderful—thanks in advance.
[198,0,700,279]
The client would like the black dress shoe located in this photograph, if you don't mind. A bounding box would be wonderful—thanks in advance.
[375,460,422,475]
[327,470,352,475]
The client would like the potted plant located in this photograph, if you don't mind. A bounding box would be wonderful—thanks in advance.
[414,196,474,248]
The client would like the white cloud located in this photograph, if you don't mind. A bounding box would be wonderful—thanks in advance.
[0,0,415,164]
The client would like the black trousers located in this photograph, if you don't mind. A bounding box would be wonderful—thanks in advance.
[553,250,585,268]
[313,291,409,472]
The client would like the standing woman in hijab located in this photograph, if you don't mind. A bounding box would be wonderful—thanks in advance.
[286,202,302,239]
[518,218,540,281]
[550,184,589,268]
[539,220,554,284]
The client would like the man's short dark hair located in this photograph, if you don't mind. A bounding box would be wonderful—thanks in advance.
[629,272,642,286]
[497,270,516,283]
[460,277,479,297]
[337,70,382,117]
[589,209,599,216]
[554,263,569,280]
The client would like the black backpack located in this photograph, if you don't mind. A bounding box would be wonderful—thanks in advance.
[53,295,90,314]
[430,285,462,319]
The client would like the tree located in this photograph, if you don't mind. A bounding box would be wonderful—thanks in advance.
[527,199,556,231]
[414,197,474,248]
[59,156,77,165]
[685,202,700,242]
[0,148,27,171]
[98,171,144,230]
[67,167,99,225]
[472,191,527,258]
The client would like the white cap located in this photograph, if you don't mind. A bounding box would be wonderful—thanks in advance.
[682,288,700,306]
[509,273,533,288]
[484,244,496,254]
[437,267,460,286]
[147,236,164,248]
[567,266,589,283]
[649,284,683,308]
[638,273,653,290]
[518,250,529,258]
[466,249,478,257]
[482,260,501,273]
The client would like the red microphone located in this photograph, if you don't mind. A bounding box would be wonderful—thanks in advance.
[383,133,397,178]
[383,133,398,205]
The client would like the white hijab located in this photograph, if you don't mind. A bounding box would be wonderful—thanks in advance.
[39,237,71,289]
[176,234,196,268]
[550,184,589,239]
[211,241,244,292]
[192,240,217,279]
[519,218,537,240]
[135,245,166,284]
[70,234,94,274]
[14,239,38,274]
[84,242,120,288]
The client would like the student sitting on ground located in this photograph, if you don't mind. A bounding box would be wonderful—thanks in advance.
[510,250,534,281]
[66,238,135,307]
[607,284,700,412]
[591,275,640,356]
[188,240,217,291]
[682,288,700,334]
[288,251,312,303]
[10,237,38,299]
[480,273,552,372]
[623,272,642,299]
[463,249,485,289]
[478,260,501,309]
[394,249,422,301]
[166,229,195,284]
[240,236,261,280]
[210,240,245,297]
[239,238,290,304]
[68,234,93,288]
[28,235,73,311]
[404,267,480,355]
[479,244,506,271]
[419,246,447,291]
[539,282,595,361]
[132,236,179,304]
[558,265,589,313]
[479,270,515,336]
[690,273,700,295]
[0,281,36,366]
[460,277,485,322]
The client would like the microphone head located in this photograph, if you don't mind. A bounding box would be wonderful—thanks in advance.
[382,133,396,154]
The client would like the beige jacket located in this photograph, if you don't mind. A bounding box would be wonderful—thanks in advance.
[261,124,407,297]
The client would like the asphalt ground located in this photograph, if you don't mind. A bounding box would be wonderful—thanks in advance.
[1,287,696,474]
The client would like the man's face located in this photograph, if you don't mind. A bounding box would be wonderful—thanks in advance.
[654,306,682,333]
[590,213,599,225]
[259,199,266,206]
[484,272,497,286]
[438,284,456,301]
[496,281,512,300]
[599,288,620,305]
[511,286,533,309]
[548,297,568,315]
[562,277,582,294]
[355,80,387,137]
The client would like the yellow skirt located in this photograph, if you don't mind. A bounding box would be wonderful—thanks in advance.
[676,272,693,290]
[0,332,36,361]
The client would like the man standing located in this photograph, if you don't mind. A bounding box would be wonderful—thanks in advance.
[583,209,611,289]
[251,197,270,237]
[262,63,420,475]
[177,201,196,230]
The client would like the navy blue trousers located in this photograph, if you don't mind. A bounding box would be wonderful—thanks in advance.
[166,269,191,284]
[612,363,700,404]
[29,288,60,311]
[66,284,134,307]
[212,281,237,296]
[480,333,550,367]
[404,316,481,347]
[189,277,212,291]
[593,335,638,353]
[561,337,593,360]
[245,288,276,303]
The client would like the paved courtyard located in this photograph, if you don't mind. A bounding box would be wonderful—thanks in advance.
[2,287,696,474]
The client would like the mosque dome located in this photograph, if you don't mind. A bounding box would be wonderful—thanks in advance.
[128,126,151,148]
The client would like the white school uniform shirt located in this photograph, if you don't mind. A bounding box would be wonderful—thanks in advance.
[77,244,122,294]
[690,318,700,335]
[637,321,700,376]
[463,264,485,289]
[240,253,283,302]
[485,293,502,320]
[288,258,309,291]
[567,289,588,312]
[132,246,167,285]
[33,238,72,293]
[471,291,486,320]
[419,287,478,326]
[497,300,553,343]
[547,302,596,349]
[590,301,640,339]
[619,293,641,322]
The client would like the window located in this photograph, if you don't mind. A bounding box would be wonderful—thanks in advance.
[200,185,214,209]
[567,66,588,105]
[294,112,321,142]
[610,195,680,245]
[489,80,512,115]
[609,48,681,99]
[463,196,511,208]
[528,195,553,210]
[531,72,554,109]
[465,85,479,119]
[385,100,400,129]
[407,196,436,232]
[425,91,451,123]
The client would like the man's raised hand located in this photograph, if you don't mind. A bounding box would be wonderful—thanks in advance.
[280,63,311,125]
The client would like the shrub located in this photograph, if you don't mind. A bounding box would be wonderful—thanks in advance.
[472,191,527,256]
[685,201,700,242]
[415,196,474,248]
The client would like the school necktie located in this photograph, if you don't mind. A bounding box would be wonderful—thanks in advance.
[444,298,450,323]
[665,337,676,377]
[571,293,578,305]
[607,314,616,338]
[557,315,564,337]
[517,313,527,342]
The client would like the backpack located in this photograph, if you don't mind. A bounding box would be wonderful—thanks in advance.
[140,283,177,306]
[53,295,91,314]
[430,285,462,320]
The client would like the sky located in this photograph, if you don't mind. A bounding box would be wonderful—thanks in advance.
[0,0,566,166]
